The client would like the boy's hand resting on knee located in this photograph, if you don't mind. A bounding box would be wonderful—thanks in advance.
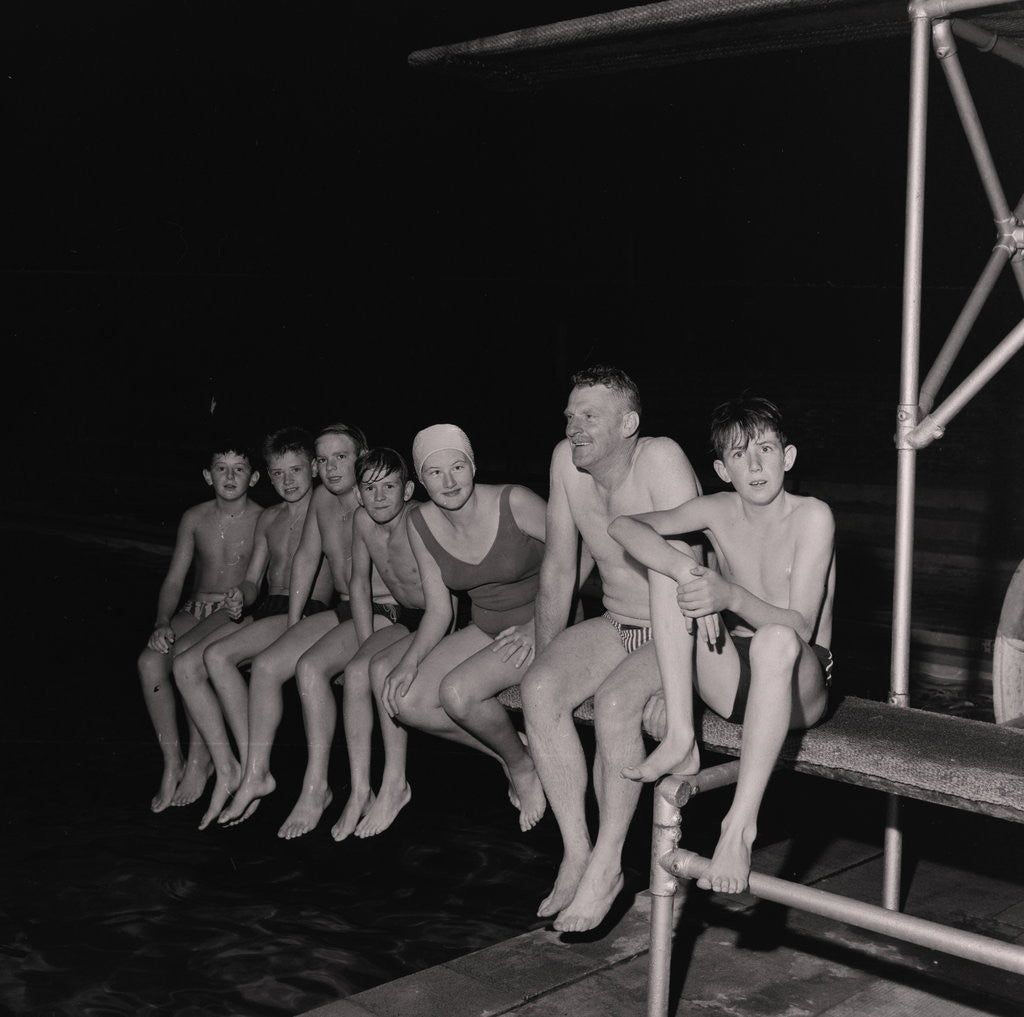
[224,587,244,621]
[490,624,535,669]
[383,663,417,718]
[677,566,724,648]
[148,626,176,654]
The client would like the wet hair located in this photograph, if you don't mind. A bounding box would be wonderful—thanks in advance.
[710,394,787,460]
[262,425,315,466]
[570,364,642,416]
[316,422,369,457]
[357,447,410,488]
[206,436,254,469]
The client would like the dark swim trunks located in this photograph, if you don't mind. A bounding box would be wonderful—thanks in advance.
[250,595,329,622]
[724,635,833,725]
[372,602,426,633]
[335,599,403,625]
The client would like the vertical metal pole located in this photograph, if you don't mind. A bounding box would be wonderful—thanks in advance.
[647,779,685,1017]
[887,7,933,912]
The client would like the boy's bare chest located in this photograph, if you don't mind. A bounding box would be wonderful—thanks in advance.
[266,510,304,568]
[319,504,356,560]
[196,512,255,568]
[714,518,795,598]
[369,529,418,581]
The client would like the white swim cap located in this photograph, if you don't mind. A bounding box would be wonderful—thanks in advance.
[412,424,475,481]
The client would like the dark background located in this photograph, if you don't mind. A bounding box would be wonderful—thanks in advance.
[6,3,1023,522]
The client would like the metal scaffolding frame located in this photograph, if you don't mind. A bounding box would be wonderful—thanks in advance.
[409,1,1024,1009]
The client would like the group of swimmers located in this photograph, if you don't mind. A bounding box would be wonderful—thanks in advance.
[138,364,835,933]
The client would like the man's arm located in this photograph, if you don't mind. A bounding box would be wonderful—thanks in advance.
[287,490,325,626]
[349,511,375,647]
[533,443,581,655]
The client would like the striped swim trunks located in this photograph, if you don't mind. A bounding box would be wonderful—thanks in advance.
[603,612,653,654]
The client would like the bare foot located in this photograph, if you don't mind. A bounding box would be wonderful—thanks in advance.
[696,823,756,894]
[199,762,241,830]
[170,757,213,807]
[277,786,333,840]
[331,787,374,842]
[621,735,701,783]
[537,855,588,918]
[508,761,546,832]
[553,865,625,933]
[355,781,412,839]
[151,760,184,813]
[218,772,276,827]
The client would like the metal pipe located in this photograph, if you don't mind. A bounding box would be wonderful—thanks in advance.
[667,849,1024,974]
[883,794,903,910]
[913,0,1016,19]
[952,17,1024,69]
[647,776,684,1017]
[919,243,1013,413]
[933,20,1013,223]
[887,8,933,914]
[647,895,674,1017]
[908,317,1024,447]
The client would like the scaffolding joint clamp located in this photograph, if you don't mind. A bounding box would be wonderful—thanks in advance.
[995,215,1024,256]
[894,403,922,450]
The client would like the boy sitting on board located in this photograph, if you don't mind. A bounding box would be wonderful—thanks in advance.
[137,436,262,812]
[608,394,834,894]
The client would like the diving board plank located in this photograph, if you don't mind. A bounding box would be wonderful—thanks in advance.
[408,0,1024,84]
[498,687,1024,823]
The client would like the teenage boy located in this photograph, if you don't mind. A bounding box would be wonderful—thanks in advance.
[608,394,834,894]
[331,447,430,841]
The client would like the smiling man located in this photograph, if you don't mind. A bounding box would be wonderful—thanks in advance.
[520,365,702,933]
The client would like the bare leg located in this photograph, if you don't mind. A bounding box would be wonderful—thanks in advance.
[332,627,413,841]
[697,625,828,894]
[553,640,662,933]
[173,620,254,827]
[279,617,389,839]
[139,621,193,812]
[439,620,547,832]
[622,567,701,783]
[521,620,628,919]
[194,616,290,829]
[219,611,338,826]
[167,612,241,807]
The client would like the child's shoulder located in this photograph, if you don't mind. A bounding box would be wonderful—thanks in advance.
[180,498,216,525]
[788,492,835,532]
[259,501,288,525]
